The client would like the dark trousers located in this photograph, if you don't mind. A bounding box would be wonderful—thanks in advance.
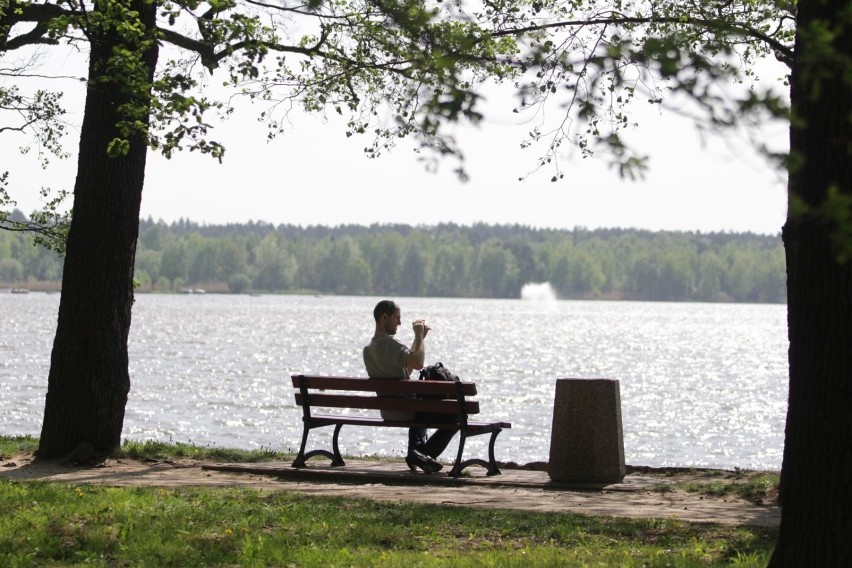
[408,412,459,459]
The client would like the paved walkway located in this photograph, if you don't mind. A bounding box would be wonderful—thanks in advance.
[1,455,780,526]
[202,460,780,526]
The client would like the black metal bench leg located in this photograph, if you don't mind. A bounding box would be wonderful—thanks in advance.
[448,431,468,477]
[292,422,311,468]
[293,423,346,468]
[486,429,503,476]
[330,423,345,466]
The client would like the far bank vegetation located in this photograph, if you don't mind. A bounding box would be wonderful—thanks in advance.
[1,215,785,303]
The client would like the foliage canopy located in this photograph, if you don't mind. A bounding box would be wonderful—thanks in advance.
[2,0,794,205]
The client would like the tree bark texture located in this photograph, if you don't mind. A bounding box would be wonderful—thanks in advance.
[37,0,159,459]
[772,0,852,564]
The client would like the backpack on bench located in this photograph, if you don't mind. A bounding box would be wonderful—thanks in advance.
[418,361,459,382]
[417,362,460,399]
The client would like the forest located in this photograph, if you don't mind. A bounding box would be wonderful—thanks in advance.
[1,213,785,303]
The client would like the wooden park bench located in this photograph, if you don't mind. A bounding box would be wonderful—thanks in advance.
[290,375,512,477]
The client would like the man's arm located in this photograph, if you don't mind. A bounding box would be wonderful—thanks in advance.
[405,319,430,373]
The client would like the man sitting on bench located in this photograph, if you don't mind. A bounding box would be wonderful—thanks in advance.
[363,300,458,473]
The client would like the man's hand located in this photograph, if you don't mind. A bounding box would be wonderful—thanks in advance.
[408,319,430,372]
[412,319,431,339]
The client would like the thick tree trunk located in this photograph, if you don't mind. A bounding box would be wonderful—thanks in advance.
[771,0,852,565]
[37,1,159,459]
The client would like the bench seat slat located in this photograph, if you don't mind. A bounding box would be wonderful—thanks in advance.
[295,393,480,415]
[307,414,511,432]
[291,375,477,396]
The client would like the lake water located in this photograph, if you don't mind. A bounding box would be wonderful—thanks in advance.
[0,292,788,470]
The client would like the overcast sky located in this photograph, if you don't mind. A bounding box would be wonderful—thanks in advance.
[4,52,789,236]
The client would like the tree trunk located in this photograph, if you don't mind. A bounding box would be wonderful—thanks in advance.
[37,0,159,459]
[771,0,852,564]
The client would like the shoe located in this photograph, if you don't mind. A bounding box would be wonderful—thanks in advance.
[424,454,444,473]
[414,445,444,473]
[404,454,418,472]
[405,450,443,473]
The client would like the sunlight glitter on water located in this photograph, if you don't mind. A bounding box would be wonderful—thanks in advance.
[0,293,787,469]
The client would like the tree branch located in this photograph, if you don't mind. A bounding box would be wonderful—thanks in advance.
[491,14,795,68]
[1,2,73,51]
[241,0,325,17]
[158,26,328,70]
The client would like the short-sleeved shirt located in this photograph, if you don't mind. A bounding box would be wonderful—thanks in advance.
[363,334,411,380]
[363,334,413,420]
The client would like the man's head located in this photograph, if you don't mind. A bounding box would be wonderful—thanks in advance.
[373,300,401,335]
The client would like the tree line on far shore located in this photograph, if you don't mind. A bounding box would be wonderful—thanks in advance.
[1,213,785,303]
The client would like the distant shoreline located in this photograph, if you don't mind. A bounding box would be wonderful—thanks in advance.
[3,284,787,305]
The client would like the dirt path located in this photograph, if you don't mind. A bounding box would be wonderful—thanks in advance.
[0,454,780,526]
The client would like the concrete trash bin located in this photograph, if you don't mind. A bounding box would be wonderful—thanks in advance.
[548,378,626,483]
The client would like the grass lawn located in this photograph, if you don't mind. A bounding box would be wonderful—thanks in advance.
[1,436,777,566]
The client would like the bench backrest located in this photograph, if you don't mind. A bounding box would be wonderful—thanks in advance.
[291,375,480,416]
